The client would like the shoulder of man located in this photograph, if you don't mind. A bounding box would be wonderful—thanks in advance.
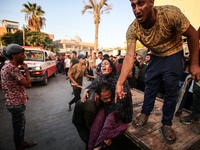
[2,63,24,79]
[155,5,181,12]
[2,63,16,71]
[154,5,184,20]
[84,90,97,112]
[73,63,79,68]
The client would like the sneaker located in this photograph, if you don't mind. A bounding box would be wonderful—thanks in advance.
[68,103,72,111]
[180,115,199,125]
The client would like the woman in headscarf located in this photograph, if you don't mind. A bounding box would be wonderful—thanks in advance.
[81,58,133,150]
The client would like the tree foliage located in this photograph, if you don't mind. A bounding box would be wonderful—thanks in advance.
[0,30,58,53]
[21,2,46,31]
[1,31,23,46]
[25,31,58,52]
[82,0,113,53]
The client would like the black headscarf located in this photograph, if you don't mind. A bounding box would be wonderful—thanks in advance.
[86,58,133,123]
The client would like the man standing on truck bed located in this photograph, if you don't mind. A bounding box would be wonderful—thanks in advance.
[1,44,37,150]
[115,0,200,144]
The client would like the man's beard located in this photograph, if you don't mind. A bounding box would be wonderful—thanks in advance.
[18,60,24,65]
[99,98,112,106]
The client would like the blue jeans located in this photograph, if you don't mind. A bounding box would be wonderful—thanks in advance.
[142,50,184,126]
[6,104,26,148]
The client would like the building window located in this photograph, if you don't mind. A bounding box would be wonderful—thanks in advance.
[7,28,11,33]
[75,46,80,49]
[59,44,63,49]
[66,45,71,48]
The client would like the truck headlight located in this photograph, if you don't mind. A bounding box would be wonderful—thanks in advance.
[32,66,41,71]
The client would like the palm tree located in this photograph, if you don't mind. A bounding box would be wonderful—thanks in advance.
[82,0,113,53]
[21,2,46,31]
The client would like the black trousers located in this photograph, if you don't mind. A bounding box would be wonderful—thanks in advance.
[65,68,69,77]
[69,88,82,105]
[74,123,90,146]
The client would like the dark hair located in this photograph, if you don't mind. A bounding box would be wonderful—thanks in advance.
[72,51,77,55]
[0,56,6,62]
[95,82,111,96]
[118,58,124,63]
[103,54,110,59]
[101,58,118,76]
[98,51,103,55]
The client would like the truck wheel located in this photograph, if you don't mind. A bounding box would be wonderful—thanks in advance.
[52,67,57,77]
[42,72,48,85]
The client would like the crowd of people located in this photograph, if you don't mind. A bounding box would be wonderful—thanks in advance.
[1,43,199,150]
[55,50,152,91]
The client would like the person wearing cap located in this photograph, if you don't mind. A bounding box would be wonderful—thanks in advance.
[1,44,37,150]
[68,54,96,111]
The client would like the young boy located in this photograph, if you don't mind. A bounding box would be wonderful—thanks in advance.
[68,54,96,111]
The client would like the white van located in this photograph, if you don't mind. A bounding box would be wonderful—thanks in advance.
[19,46,57,85]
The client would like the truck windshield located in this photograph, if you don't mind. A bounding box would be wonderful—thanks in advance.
[25,50,44,61]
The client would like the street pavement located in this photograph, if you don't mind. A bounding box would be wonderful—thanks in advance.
[0,74,90,150]
[0,73,139,150]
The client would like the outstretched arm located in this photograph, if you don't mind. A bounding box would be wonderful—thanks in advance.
[85,74,96,79]
[115,44,136,103]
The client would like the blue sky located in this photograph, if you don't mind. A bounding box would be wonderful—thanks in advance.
[0,0,135,49]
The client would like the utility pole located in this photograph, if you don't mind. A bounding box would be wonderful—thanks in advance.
[23,24,25,46]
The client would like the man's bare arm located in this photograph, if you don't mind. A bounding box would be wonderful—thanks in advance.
[19,63,31,87]
[68,71,78,86]
[115,44,136,102]
[182,25,200,81]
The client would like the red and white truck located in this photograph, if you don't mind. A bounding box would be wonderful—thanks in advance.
[19,46,57,85]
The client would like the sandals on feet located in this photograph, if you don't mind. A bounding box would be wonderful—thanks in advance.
[161,126,176,144]
[132,115,148,128]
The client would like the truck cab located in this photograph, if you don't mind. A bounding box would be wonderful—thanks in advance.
[19,46,57,85]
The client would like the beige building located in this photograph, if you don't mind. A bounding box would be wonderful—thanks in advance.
[0,20,19,36]
[53,35,96,55]
[154,0,200,30]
